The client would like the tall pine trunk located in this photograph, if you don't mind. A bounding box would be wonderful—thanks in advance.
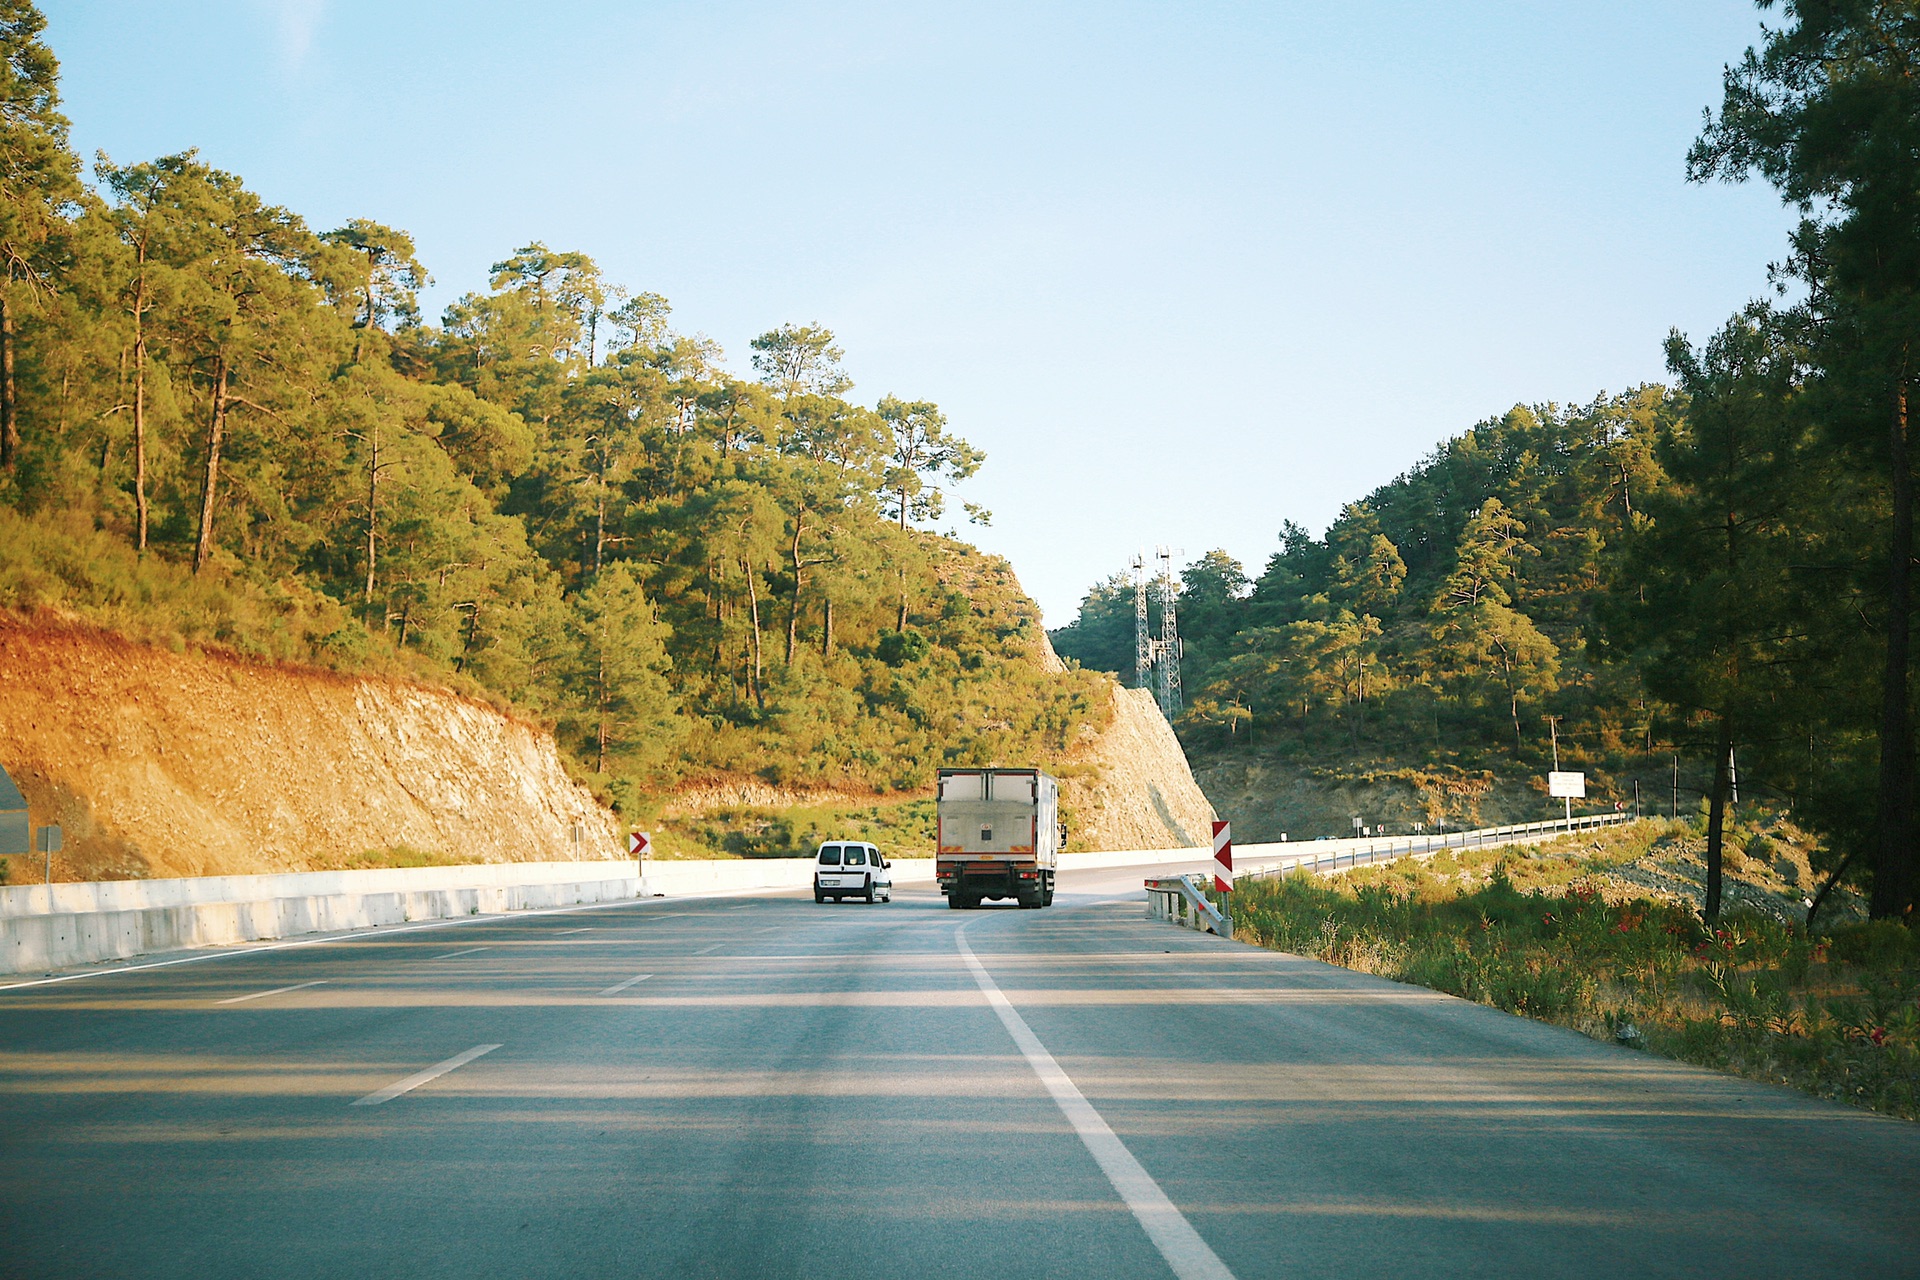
[742,556,764,709]
[364,421,379,608]
[786,511,808,666]
[0,296,16,472]
[1705,716,1733,923]
[1872,373,1916,919]
[132,270,149,551]
[193,356,230,574]
[595,645,609,774]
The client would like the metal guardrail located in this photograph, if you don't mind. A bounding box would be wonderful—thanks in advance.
[1141,812,1635,936]
[1233,812,1634,883]
[1144,875,1231,936]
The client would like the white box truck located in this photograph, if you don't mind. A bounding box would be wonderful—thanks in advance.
[936,767,1064,909]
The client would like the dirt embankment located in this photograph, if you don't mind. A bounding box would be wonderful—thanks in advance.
[1191,752,1550,842]
[0,618,620,881]
[1057,685,1217,849]
[655,637,1218,855]
[0,594,1220,879]
[1035,630,1215,850]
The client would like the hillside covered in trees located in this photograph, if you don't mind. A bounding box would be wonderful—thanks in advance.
[1059,4,1920,924]
[1052,388,1681,807]
[0,3,1107,816]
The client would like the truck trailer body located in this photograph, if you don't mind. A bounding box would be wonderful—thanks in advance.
[936,767,1063,909]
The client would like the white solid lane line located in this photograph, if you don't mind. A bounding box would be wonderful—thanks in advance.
[215,980,327,1005]
[597,973,653,996]
[956,929,1238,1280]
[351,1044,502,1107]
[429,948,488,960]
[554,928,593,935]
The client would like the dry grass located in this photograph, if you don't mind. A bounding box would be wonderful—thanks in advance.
[1225,819,1920,1120]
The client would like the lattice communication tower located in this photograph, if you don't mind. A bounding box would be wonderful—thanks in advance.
[1132,547,1182,719]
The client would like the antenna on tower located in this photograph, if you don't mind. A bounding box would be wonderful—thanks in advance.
[1157,545,1182,717]
[1132,550,1151,693]
[1130,546,1183,720]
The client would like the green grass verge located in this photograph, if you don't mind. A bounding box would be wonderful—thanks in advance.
[657,797,937,859]
[1224,821,1920,1120]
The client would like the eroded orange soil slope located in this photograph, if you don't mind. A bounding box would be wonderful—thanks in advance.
[0,618,619,881]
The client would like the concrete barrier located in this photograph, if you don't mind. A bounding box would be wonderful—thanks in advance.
[636,845,1208,898]
[0,861,640,976]
[0,846,1212,976]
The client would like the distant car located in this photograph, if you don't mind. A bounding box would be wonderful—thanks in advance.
[814,841,892,904]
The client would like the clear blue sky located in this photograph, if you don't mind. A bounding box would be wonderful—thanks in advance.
[43,1,1794,623]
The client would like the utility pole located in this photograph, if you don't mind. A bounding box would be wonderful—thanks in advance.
[1672,754,1679,819]
[1132,551,1151,692]
[1546,715,1562,771]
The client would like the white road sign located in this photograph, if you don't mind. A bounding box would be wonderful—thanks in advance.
[1548,771,1586,799]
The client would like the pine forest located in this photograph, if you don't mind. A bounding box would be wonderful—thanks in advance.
[0,4,1107,824]
[1056,8,1920,922]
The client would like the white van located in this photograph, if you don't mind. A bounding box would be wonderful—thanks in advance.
[813,841,892,904]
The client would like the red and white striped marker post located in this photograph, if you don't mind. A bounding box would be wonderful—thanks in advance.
[1212,820,1233,895]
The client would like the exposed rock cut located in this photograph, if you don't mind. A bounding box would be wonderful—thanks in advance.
[0,618,619,880]
[1060,684,1217,851]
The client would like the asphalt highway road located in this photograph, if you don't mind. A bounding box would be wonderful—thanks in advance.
[2,861,1918,1279]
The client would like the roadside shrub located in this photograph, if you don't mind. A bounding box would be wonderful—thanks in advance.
[1827,921,1918,968]
[1226,827,1920,1120]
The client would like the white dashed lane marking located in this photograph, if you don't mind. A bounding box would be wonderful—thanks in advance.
[215,980,327,1005]
[351,1044,502,1107]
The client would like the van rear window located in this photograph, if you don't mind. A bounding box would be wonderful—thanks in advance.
[818,845,842,865]
[846,848,867,866]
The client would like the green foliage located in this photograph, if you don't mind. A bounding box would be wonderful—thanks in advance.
[1227,828,1920,1120]
[1056,390,1673,769]
[663,797,937,859]
[0,5,1105,803]
[1686,1,1920,920]
[1049,571,1140,678]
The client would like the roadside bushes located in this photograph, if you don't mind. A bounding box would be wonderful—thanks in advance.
[1226,839,1920,1120]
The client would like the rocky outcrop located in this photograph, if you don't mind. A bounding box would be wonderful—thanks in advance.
[0,618,619,881]
[1060,684,1217,851]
